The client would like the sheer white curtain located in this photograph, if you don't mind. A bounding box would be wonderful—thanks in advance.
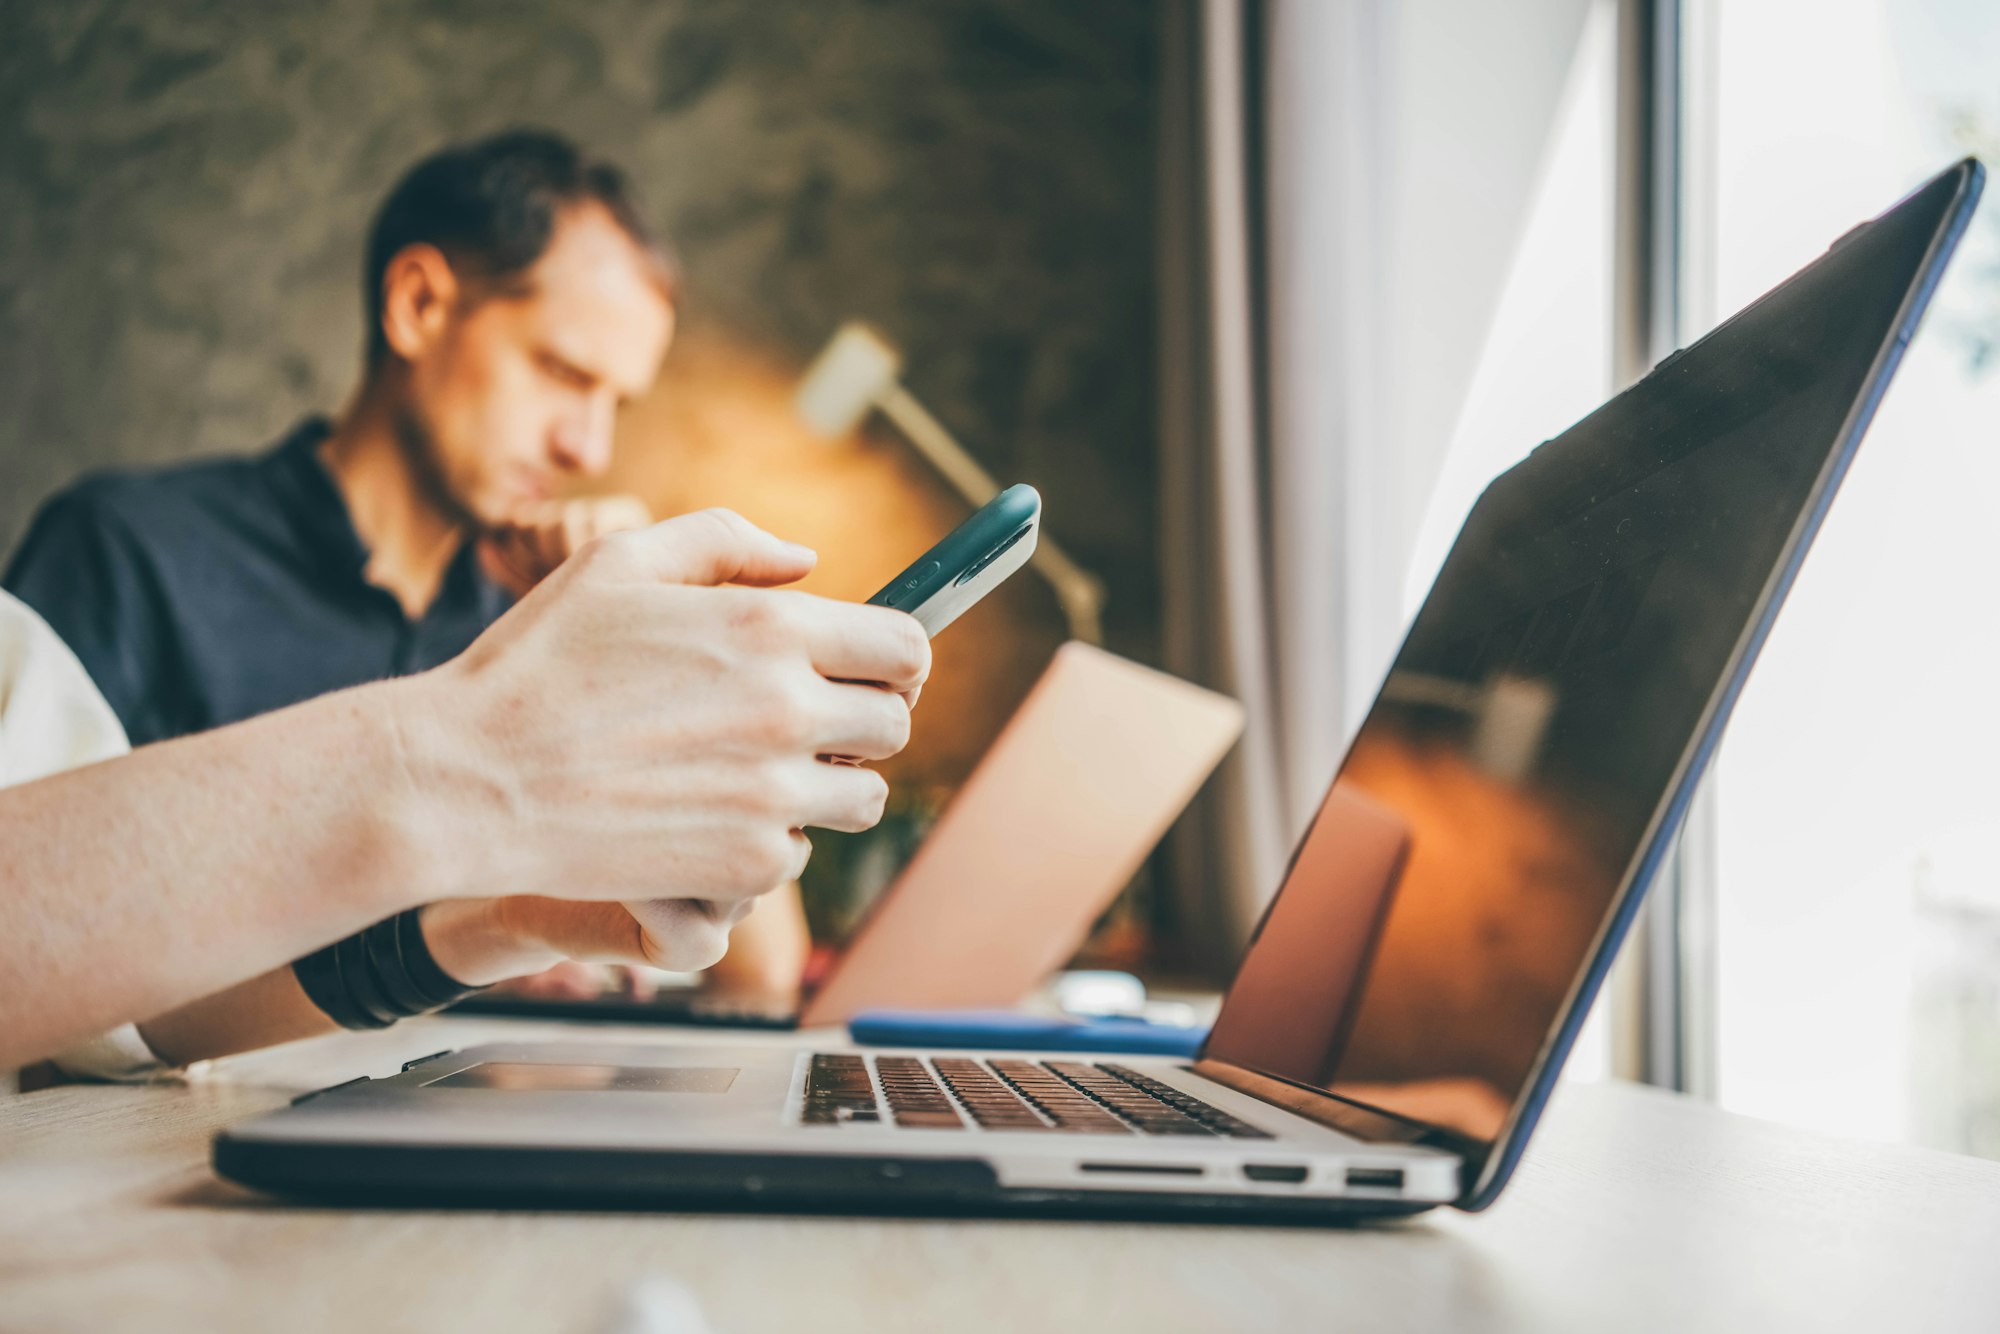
[1159,0,1597,962]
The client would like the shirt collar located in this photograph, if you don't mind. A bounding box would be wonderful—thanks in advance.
[261,416,371,582]
[258,416,509,620]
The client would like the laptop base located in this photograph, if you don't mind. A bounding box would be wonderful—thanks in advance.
[210,1137,1437,1226]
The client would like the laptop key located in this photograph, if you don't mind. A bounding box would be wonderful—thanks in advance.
[933,1058,1055,1132]
[1042,1061,1213,1136]
[1038,1061,1278,1139]
[802,1053,882,1125]
[984,1059,1130,1133]
[1098,1064,1274,1140]
[874,1056,966,1129]
[808,1053,1265,1138]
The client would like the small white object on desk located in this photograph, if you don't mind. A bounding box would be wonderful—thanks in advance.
[1051,970,1202,1029]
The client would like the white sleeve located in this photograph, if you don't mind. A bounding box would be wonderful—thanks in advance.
[45,1024,170,1083]
[0,590,131,780]
[0,591,167,1084]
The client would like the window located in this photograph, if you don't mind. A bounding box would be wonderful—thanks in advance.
[1684,0,2000,1155]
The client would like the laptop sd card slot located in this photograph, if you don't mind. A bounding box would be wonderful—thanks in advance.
[1077,1162,1206,1177]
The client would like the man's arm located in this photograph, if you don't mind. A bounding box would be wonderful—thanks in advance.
[0,509,929,1071]
[132,890,796,1067]
[2,682,429,1067]
[131,896,626,1066]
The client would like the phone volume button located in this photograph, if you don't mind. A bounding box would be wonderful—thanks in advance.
[895,561,940,604]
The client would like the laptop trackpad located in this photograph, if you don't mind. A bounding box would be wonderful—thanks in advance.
[425,1062,739,1093]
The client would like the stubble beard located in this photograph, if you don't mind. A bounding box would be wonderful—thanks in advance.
[389,398,485,533]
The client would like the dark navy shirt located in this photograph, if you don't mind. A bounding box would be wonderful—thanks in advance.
[4,418,513,747]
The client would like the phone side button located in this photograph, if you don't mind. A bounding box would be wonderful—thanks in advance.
[892,561,940,606]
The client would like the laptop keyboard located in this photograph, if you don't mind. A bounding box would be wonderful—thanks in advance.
[802,1053,1272,1138]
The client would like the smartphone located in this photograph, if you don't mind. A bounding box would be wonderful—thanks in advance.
[868,483,1041,637]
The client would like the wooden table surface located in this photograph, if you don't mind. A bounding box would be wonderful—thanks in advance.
[4,1014,1998,1334]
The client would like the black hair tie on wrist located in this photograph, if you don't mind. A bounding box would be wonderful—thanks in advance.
[293,932,390,1030]
[395,908,480,1009]
[335,931,400,1028]
[363,915,438,1016]
[293,908,484,1031]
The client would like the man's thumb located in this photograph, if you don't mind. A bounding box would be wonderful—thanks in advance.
[632,508,818,587]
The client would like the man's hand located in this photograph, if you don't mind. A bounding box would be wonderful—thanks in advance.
[0,510,928,1070]
[476,495,654,595]
[429,895,757,983]
[397,508,930,920]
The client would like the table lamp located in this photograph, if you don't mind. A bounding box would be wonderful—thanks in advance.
[796,322,1107,644]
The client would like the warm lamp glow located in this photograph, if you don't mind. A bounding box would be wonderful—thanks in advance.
[795,323,903,438]
[791,322,1106,645]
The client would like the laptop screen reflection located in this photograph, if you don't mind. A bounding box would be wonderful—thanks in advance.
[1203,166,1952,1150]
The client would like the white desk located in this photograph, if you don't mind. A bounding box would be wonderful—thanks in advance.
[4,1015,1998,1333]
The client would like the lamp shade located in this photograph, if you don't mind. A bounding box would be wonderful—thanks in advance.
[795,322,905,438]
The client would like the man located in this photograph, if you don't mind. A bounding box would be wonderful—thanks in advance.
[6,128,806,995]
[1,509,929,1074]
[7,128,663,743]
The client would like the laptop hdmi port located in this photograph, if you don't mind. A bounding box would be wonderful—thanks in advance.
[1242,1163,1309,1184]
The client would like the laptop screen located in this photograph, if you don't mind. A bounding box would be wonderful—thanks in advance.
[1204,166,1970,1153]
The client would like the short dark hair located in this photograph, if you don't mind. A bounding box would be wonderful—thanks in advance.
[362,128,679,366]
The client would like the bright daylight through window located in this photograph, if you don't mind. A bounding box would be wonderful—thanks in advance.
[1688,0,2000,1157]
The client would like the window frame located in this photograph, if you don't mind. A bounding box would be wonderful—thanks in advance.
[1609,0,1720,1095]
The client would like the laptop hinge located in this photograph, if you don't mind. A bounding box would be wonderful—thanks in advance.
[1192,1059,1459,1151]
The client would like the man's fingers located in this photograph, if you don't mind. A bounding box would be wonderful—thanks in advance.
[564,497,650,553]
[587,495,652,539]
[480,497,658,596]
[798,601,931,696]
[475,532,542,597]
[789,762,891,834]
[509,899,645,964]
[563,503,595,557]
[622,508,818,588]
[625,897,754,972]
[514,896,760,976]
[480,505,574,595]
[810,680,913,762]
[784,828,813,882]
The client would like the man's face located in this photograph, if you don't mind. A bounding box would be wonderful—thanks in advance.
[394,203,675,529]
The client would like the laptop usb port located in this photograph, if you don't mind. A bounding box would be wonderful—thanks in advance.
[1344,1166,1405,1191]
[1241,1163,1309,1184]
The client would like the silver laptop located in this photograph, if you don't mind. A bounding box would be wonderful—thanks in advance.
[213,161,1981,1221]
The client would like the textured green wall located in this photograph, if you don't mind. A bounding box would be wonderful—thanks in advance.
[0,0,1161,654]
